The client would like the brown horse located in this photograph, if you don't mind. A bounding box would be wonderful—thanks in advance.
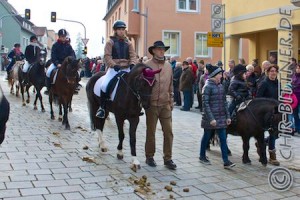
[49,56,81,130]
[86,64,161,169]
[227,98,281,166]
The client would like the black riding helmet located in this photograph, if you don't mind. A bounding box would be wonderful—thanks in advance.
[14,43,20,48]
[58,29,67,37]
[113,20,126,30]
[30,35,37,42]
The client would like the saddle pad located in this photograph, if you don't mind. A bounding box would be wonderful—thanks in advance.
[93,77,120,101]
[237,99,252,112]
[51,70,58,84]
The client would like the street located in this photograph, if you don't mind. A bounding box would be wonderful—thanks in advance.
[0,71,300,200]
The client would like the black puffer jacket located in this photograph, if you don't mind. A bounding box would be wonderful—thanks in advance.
[201,79,230,129]
[228,77,251,100]
[51,40,75,66]
[256,77,278,100]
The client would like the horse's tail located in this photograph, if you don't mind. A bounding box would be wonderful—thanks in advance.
[86,73,103,131]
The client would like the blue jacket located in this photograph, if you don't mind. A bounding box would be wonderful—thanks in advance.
[51,40,75,66]
[201,79,230,129]
[7,49,25,71]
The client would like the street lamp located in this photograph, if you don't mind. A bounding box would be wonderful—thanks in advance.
[131,0,148,56]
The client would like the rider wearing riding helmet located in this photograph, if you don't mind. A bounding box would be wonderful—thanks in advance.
[23,35,41,84]
[45,29,76,94]
[95,20,137,118]
[6,43,25,79]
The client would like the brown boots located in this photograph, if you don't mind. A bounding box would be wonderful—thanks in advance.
[269,149,280,166]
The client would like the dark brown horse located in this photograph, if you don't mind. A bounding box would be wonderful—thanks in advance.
[0,85,10,144]
[23,50,47,111]
[227,98,281,166]
[86,64,161,169]
[49,56,81,129]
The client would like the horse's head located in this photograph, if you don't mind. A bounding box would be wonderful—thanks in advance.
[37,50,47,66]
[130,64,161,109]
[62,56,81,84]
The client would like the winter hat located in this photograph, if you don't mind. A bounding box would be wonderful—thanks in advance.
[216,60,223,67]
[206,64,223,78]
[232,64,247,76]
[284,83,293,90]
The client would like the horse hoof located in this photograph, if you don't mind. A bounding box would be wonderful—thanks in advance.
[51,116,55,120]
[262,163,267,167]
[58,118,62,122]
[26,100,30,104]
[117,154,124,160]
[65,126,70,130]
[101,148,108,152]
[22,103,26,106]
[243,160,251,165]
[33,106,37,110]
[42,109,45,112]
[69,108,73,112]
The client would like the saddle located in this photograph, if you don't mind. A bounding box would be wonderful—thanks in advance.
[50,68,59,84]
[237,99,252,112]
[106,71,127,99]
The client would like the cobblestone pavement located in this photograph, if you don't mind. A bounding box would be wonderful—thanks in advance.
[0,71,300,200]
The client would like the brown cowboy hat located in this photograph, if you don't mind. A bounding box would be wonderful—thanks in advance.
[148,41,170,55]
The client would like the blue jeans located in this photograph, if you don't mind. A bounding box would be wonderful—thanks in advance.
[265,134,276,151]
[200,128,229,164]
[182,90,192,110]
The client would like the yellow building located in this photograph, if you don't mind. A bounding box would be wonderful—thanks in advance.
[224,0,300,68]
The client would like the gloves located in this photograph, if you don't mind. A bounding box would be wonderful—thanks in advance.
[114,65,121,72]
[129,64,135,70]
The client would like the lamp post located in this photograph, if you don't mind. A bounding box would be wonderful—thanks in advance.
[132,0,148,56]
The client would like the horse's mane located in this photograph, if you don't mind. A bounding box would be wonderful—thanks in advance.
[252,97,279,106]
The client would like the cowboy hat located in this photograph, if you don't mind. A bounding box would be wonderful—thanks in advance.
[148,41,170,55]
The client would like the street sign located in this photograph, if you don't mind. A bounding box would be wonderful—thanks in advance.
[82,38,89,45]
[211,4,224,33]
[207,32,224,47]
[211,18,224,32]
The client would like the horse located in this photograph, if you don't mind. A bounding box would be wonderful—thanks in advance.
[86,64,161,169]
[0,85,10,144]
[49,56,81,130]
[8,61,25,97]
[227,98,281,166]
[24,50,47,111]
[1,55,9,71]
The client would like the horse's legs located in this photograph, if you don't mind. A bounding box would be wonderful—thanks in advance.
[15,82,19,97]
[128,117,140,169]
[242,136,251,164]
[256,135,267,166]
[58,104,63,122]
[26,85,30,104]
[97,129,108,152]
[20,83,26,106]
[49,93,55,120]
[33,91,38,110]
[62,103,70,130]
[69,97,73,112]
[115,116,125,160]
[38,89,45,112]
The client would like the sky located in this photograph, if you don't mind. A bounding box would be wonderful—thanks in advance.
[8,0,108,57]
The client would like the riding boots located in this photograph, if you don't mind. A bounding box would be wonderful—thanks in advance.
[96,91,108,119]
[44,77,51,95]
[269,149,280,166]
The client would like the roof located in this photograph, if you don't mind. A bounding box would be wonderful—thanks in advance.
[33,27,47,36]
[103,0,120,20]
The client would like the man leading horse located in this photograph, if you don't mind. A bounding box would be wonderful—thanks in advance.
[94,20,137,118]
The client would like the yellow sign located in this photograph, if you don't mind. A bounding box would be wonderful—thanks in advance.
[207,32,224,47]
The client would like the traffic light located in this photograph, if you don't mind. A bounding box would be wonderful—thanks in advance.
[51,12,56,22]
[25,9,30,20]
[82,46,87,55]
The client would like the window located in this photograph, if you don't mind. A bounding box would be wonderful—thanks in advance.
[195,33,210,57]
[177,0,199,12]
[163,31,180,57]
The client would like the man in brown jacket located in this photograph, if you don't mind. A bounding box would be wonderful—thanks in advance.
[144,41,177,170]
[179,61,194,111]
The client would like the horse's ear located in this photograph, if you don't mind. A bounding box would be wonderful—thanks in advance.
[67,56,73,63]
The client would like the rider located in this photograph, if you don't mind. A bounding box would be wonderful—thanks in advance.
[95,20,137,118]
[228,64,252,121]
[45,29,76,94]
[6,43,25,80]
[23,35,41,84]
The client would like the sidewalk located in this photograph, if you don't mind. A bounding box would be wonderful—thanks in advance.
[0,71,299,200]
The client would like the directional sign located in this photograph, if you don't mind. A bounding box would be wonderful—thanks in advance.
[82,38,89,45]
[207,32,224,47]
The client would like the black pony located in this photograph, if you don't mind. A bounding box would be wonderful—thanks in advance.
[24,50,48,111]
[0,85,10,144]
[86,64,161,169]
[227,98,281,166]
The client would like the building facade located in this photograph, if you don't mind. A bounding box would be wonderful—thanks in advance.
[104,0,227,64]
[224,0,300,67]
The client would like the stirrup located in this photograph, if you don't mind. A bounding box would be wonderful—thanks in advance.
[96,107,105,118]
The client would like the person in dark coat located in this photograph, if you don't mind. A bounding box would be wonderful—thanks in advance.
[179,61,194,111]
[6,43,25,79]
[173,62,182,106]
[256,64,280,166]
[228,64,251,117]
[199,64,235,169]
[199,67,209,112]
[292,64,300,133]
[246,64,257,98]
[195,60,205,110]
[23,35,41,83]
[45,29,76,93]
